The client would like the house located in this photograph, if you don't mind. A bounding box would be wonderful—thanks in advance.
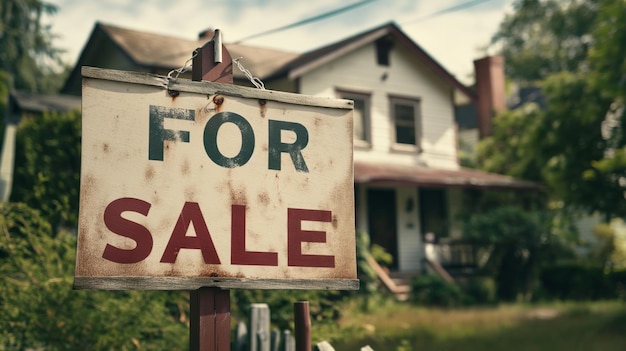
[54,21,539,287]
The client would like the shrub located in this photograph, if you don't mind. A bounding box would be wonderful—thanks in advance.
[461,276,497,305]
[409,275,464,307]
[540,263,614,300]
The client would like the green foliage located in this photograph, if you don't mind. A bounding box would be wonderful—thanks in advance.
[370,244,393,266]
[462,206,574,301]
[461,276,497,305]
[409,275,464,307]
[588,0,626,98]
[482,0,626,220]
[0,202,189,350]
[476,103,545,181]
[492,0,599,83]
[11,110,81,229]
[355,230,378,296]
[332,301,626,351]
[539,263,623,300]
[0,0,66,92]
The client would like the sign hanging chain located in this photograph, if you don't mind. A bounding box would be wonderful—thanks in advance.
[167,50,199,80]
[233,57,265,90]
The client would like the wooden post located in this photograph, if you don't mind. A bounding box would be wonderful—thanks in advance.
[189,29,233,351]
[250,303,271,351]
[294,301,311,351]
[189,288,230,350]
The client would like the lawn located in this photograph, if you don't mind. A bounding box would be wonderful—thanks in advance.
[317,300,626,351]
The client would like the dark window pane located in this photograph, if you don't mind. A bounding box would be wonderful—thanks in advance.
[393,101,416,145]
[396,125,416,145]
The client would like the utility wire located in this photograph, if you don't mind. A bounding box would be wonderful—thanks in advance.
[402,0,492,25]
[235,0,377,43]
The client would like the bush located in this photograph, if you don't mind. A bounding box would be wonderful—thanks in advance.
[0,202,188,350]
[540,263,614,300]
[409,276,464,307]
[610,270,626,300]
[461,276,497,305]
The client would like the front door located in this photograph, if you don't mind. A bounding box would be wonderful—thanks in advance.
[367,188,398,270]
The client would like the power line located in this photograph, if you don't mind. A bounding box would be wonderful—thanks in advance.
[235,0,378,43]
[402,0,492,25]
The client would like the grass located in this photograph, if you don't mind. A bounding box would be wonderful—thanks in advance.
[315,299,626,351]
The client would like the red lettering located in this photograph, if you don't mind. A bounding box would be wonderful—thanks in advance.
[231,205,278,266]
[102,197,153,264]
[160,202,221,264]
[287,208,335,267]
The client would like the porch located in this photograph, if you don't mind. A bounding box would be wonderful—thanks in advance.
[369,240,481,300]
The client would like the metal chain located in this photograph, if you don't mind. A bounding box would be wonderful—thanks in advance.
[233,57,266,90]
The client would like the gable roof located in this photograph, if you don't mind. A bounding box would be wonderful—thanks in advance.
[61,22,300,93]
[62,22,475,101]
[98,23,301,78]
[273,22,476,101]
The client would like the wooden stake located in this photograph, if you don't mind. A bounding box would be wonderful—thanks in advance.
[294,301,311,351]
[189,29,233,351]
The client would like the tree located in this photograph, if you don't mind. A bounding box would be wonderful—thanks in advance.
[491,0,599,83]
[479,0,626,219]
[462,206,574,300]
[0,0,65,93]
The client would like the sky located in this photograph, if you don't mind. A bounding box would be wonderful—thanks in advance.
[44,0,515,84]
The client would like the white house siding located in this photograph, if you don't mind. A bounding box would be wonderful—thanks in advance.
[397,187,423,271]
[298,40,459,170]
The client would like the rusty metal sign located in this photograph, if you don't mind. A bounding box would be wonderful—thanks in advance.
[74,67,357,291]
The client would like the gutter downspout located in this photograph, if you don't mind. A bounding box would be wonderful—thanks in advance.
[0,93,21,202]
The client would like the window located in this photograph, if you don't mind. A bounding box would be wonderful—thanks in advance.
[337,90,371,146]
[390,96,421,149]
[375,37,393,66]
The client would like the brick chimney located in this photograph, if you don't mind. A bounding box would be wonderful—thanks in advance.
[473,56,506,138]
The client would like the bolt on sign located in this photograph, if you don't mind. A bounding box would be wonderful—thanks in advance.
[74,67,358,291]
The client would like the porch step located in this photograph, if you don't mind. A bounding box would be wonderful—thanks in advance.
[366,256,414,301]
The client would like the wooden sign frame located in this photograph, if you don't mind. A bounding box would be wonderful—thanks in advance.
[74,67,358,291]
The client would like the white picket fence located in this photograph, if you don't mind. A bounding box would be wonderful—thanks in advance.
[236,303,374,351]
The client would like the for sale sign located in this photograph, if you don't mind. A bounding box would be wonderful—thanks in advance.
[74,67,357,291]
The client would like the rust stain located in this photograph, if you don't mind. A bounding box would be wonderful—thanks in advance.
[181,159,190,176]
[257,192,270,206]
[213,95,224,113]
[184,186,195,200]
[168,90,180,100]
[258,99,267,118]
[197,268,245,278]
[145,166,155,182]
[227,174,248,204]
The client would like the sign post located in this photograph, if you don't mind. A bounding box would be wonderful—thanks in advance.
[75,31,357,350]
[189,31,233,351]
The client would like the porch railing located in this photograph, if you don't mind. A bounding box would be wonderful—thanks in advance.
[430,239,479,274]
